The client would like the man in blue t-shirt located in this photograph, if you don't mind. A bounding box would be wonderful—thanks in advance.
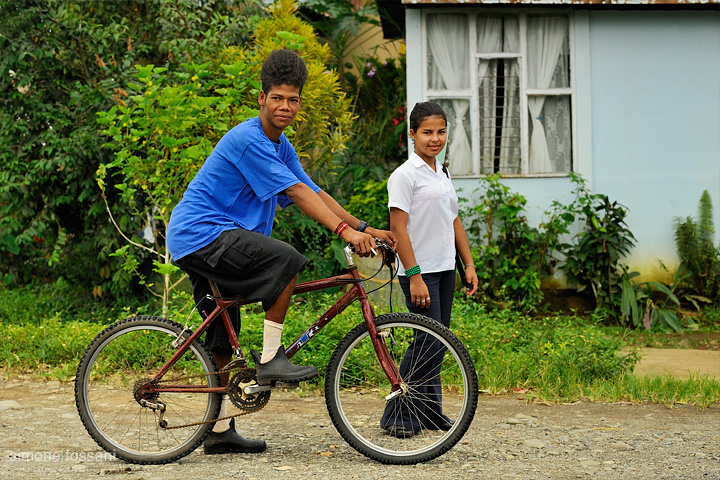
[167,49,395,455]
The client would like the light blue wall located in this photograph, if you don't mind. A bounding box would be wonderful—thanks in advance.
[406,8,720,281]
[587,10,720,277]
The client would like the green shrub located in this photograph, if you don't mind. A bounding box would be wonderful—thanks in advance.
[562,176,636,315]
[461,174,578,311]
[0,0,265,298]
[674,190,720,302]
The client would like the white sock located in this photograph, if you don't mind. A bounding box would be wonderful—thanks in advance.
[212,395,230,433]
[261,319,283,364]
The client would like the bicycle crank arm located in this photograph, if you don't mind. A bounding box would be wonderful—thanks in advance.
[243,384,274,395]
[243,381,299,395]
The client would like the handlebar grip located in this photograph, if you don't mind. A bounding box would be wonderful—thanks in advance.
[346,239,396,266]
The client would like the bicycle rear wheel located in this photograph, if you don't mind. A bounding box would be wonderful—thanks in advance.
[325,312,478,464]
[75,316,222,464]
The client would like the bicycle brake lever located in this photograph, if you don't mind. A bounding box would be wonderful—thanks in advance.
[373,239,396,267]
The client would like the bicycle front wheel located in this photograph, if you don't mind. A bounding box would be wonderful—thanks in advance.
[75,316,222,464]
[325,312,478,464]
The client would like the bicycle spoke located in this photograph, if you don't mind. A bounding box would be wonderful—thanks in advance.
[326,313,478,464]
[75,317,221,464]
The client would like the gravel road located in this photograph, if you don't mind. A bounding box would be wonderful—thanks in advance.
[1,377,718,480]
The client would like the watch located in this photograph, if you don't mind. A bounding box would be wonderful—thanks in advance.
[357,221,368,232]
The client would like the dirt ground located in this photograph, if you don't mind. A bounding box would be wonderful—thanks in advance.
[633,348,720,378]
[1,350,719,480]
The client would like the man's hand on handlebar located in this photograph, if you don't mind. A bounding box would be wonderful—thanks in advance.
[340,226,396,257]
[340,229,377,257]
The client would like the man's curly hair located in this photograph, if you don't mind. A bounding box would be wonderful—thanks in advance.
[260,49,308,94]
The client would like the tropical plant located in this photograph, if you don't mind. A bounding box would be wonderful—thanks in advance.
[620,269,684,331]
[563,182,636,314]
[298,0,382,89]
[674,190,720,302]
[341,55,408,183]
[461,174,578,310]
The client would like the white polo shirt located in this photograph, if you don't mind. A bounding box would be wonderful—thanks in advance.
[388,152,458,275]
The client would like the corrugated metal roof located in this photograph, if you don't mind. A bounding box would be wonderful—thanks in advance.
[401,0,720,5]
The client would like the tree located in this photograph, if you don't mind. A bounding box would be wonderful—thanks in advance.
[97,0,353,312]
[0,0,264,299]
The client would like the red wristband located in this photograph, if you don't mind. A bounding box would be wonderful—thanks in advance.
[335,221,350,236]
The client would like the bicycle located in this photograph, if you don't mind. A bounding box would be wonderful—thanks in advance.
[74,240,479,465]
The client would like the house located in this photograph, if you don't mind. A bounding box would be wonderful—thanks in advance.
[381,0,720,282]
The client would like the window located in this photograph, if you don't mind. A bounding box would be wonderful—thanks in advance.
[424,11,573,176]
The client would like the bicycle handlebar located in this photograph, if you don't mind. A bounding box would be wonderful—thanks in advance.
[343,238,396,268]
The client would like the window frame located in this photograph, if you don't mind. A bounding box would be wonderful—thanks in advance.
[421,8,577,178]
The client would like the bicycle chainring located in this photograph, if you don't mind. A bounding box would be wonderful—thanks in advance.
[228,368,270,412]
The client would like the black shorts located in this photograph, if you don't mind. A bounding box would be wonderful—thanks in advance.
[174,229,308,353]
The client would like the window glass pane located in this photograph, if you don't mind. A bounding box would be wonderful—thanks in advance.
[550,32,570,89]
[427,14,469,90]
[431,98,473,176]
[526,16,569,89]
[478,59,521,175]
[424,11,573,177]
[528,95,572,173]
[476,15,519,55]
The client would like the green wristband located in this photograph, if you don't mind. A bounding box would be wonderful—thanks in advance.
[404,264,421,277]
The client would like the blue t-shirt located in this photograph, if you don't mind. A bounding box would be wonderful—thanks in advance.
[167,116,320,261]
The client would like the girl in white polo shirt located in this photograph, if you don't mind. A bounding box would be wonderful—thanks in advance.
[380,101,478,438]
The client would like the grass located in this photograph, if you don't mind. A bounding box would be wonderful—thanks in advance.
[1,284,718,408]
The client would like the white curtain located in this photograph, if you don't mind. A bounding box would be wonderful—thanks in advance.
[527,16,567,173]
[427,15,472,175]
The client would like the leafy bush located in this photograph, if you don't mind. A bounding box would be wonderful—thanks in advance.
[97,0,354,302]
[298,0,381,88]
[461,174,577,311]
[334,56,408,202]
[563,178,636,314]
[97,59,260,310]
[0,0,265,297]
[674,190,720,302]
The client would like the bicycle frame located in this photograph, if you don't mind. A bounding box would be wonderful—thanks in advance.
[137,246,403,398]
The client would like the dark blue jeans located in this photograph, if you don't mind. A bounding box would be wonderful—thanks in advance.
[380,270,455,431]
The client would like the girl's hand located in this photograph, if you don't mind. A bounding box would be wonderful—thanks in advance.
[409,275,431,309]
[465,266,478,296]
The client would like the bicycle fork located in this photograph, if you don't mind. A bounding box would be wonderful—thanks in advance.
[354,273,406,399]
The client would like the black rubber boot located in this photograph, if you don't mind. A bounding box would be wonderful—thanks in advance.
[203,418,267,454]
[251,345,318,386]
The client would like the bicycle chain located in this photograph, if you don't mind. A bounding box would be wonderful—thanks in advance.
[148,366,271,430]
